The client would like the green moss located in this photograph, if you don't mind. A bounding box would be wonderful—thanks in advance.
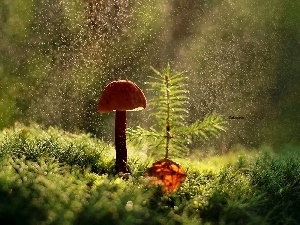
[0,124,299,225]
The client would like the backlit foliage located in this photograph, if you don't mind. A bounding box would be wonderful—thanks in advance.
[127,64,226,157]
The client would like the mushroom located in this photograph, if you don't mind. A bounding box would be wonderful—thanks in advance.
[97,80,146,174]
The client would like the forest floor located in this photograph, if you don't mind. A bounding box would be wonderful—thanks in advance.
[0,123,299,225]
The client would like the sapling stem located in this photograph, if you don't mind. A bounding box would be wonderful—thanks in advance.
[165,72,171,159]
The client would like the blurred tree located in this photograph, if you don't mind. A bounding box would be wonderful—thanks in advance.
[174,0,284,150]
[0,0,35,128]
[264,0,300,147]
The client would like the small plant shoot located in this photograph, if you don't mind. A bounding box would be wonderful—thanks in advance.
[127,64,227,158]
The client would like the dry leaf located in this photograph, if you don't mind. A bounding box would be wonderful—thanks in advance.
[145,158,187,194]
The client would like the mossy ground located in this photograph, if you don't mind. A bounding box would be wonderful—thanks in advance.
[0,124,299,225]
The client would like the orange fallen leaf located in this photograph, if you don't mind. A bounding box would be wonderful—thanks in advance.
[145,158,187,194]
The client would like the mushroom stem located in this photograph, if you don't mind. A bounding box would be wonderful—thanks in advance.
[115,110,128,174]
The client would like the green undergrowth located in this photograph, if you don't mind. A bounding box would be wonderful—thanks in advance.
[0,124,299,225]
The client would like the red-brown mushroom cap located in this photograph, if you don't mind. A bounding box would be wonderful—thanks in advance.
[97,80,146,113]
